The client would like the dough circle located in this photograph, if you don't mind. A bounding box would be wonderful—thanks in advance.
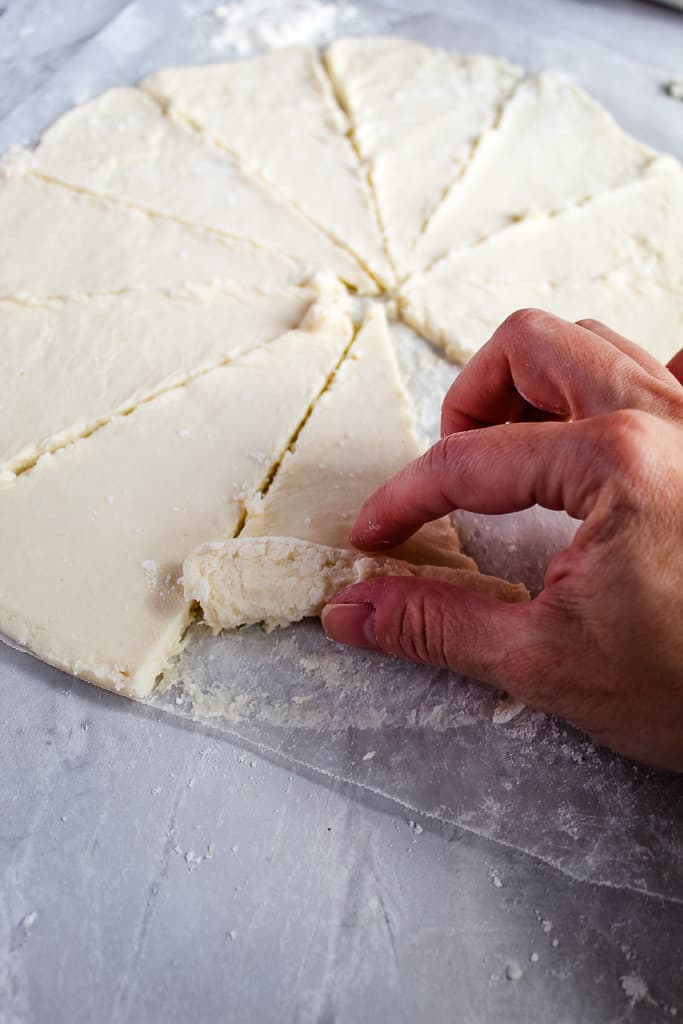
[0,39,680,696]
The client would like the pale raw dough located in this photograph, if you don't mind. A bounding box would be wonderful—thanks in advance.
[183,536,529,632]
[143,48,394,287]
[0,166,307,298]
[0,284,313,479]
[0,302,351,696]
[325,38,521,276]
[0,41,681,698]
[21,87,375,293]
[401,158,683,362]
[242,304,476,570]
[413,71,658,272]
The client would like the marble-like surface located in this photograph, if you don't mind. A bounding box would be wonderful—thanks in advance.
[3,654,683,1024]
[1,2,682,1022]
[0,1,129,120]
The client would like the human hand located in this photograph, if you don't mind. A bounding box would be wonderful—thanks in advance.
[322,310,683,771]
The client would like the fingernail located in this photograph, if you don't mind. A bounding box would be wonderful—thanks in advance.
[321,602,378,650]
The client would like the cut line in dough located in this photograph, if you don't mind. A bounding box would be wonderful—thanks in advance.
[413,70,659,274]
[0,300,353,696]
[17,86,375,294]
[242,303,476,570]
[0,165,309,299]
[0,284,315,480]
[325,37,522,277]
[143,48,394,289]
[401,157,683,362]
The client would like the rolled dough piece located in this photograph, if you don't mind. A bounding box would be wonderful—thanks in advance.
[325,38,521,276]
[21,87,375,293]
[0,301,352,696]
[242,303,476,571]
[401,157,683,362]
[414,71,658,271]
[0,284,313,480]
[184,536,529,632]
[0,166,306,299]
[143,48,394,288]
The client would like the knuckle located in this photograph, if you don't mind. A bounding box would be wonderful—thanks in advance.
[421,434,461,478]
[376,582,453,668]
[394,592,448,667]
[598,409,659,478]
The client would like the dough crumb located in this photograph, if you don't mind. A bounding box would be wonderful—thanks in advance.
[667,77,683,101]
[492,695,525,724]
[505,960,523,981]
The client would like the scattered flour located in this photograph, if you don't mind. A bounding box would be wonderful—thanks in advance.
[210,0,361,54]
[173,841,216,871]
[620,973,650,1008]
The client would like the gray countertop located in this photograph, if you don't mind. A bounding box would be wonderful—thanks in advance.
[1,2,682,1022]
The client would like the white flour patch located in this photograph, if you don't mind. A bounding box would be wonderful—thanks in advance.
[620,973,650,1008]
[210,0,362,55]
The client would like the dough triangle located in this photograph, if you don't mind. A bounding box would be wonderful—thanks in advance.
[0,166,307,298]
[143,48,393,288]
[0,300,352,697]
[325,38,521,277]
[415,72,659,272]
[23,87,375,294]
[401,158,683,363]
[0,284,314,480]
[242,304,475,570]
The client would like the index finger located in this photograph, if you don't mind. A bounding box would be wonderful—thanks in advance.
[441,309,678,436]
[351,418,611,553]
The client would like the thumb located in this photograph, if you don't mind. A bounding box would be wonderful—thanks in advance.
[321,576,543,694]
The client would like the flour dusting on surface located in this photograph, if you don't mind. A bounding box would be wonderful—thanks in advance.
[620,973,650,1008]
[210,0,363,54]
